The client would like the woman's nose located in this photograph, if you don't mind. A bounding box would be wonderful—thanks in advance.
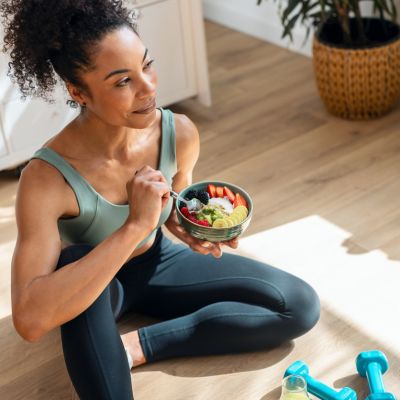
[137,74,156,99]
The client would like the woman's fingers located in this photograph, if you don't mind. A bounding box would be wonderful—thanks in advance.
[221,237,239,249]
[187,237,240,257]
[134,166,168,184]
[175,225,186,234]
[190,240,222,258]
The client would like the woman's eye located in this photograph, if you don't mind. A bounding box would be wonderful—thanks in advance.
[116,78,130,87]
[115,60,154,87]
[144,59,155,69]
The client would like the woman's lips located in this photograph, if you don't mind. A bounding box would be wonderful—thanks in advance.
[133,100,156,114]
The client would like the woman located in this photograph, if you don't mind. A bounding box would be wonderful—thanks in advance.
[2,1,320,399]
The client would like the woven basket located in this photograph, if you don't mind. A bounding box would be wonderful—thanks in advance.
[313,31,400,120]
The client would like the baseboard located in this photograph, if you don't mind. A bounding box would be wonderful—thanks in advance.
[202,0,312,57]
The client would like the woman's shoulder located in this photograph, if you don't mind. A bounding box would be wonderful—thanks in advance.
[171,111,199,148]
[22,128,79,217]
[18,157,73,221]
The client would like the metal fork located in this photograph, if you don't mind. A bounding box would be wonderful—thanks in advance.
[170,190,203,211]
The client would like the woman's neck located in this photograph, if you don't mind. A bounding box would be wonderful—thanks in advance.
[71,110,154,162]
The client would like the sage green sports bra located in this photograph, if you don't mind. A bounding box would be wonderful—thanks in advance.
[30,107,177,248]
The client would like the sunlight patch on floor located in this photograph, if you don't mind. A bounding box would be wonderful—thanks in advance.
[238,215,400,354]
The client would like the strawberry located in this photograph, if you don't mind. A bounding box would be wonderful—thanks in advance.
[197,220,210,227]
[216,186,224,198]
[181,207,190,217]
[223,186,235,203]
[233,193,248,208]
[188,215,198,223]
[207,184,216,198]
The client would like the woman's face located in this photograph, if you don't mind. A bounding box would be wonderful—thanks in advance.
[76,26,158,129]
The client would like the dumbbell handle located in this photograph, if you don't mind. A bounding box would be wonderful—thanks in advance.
[366,362,385,394]
[305,374,345,400]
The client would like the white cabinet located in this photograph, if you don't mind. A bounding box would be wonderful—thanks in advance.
[0,95,79,172]
[0,97,78,153]
[0,0,210,171]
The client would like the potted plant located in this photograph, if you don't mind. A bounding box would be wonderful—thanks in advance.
[257,0,400,120]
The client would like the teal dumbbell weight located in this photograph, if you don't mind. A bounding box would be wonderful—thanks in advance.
[285,361,357,400]
[356,350,396,400]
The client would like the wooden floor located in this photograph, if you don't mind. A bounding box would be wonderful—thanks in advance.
[1,20,400,399]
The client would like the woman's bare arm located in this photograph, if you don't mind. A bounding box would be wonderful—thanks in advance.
[12,161,150,342]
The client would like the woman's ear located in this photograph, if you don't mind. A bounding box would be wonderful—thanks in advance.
[66,82,87,107]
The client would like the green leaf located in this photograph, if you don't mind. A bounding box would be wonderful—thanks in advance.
[282,0,303,22]
[376,0,391,14]
[302,1,321,19]
[282,13,302,41]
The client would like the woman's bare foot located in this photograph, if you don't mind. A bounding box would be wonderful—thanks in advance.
[120,330,147,368]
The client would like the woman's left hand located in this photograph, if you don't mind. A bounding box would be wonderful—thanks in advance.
[165,209,239,258]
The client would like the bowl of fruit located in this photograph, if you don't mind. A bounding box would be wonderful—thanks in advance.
[175,181,253,242]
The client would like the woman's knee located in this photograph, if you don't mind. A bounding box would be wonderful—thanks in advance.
[288,280,320,334]
[56,244,94,270]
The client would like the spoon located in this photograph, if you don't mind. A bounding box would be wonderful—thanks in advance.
[170,190,203,212]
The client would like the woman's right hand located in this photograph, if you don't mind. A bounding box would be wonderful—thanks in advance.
[125,165,171,234]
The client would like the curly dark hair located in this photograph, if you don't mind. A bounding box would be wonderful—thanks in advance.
[0,0,138,106]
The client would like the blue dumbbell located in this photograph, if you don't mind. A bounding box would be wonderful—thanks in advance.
[285,361,357,400]
[356,350,396,400]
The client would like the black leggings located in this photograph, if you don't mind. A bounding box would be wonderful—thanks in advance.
[56,228,320,399]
